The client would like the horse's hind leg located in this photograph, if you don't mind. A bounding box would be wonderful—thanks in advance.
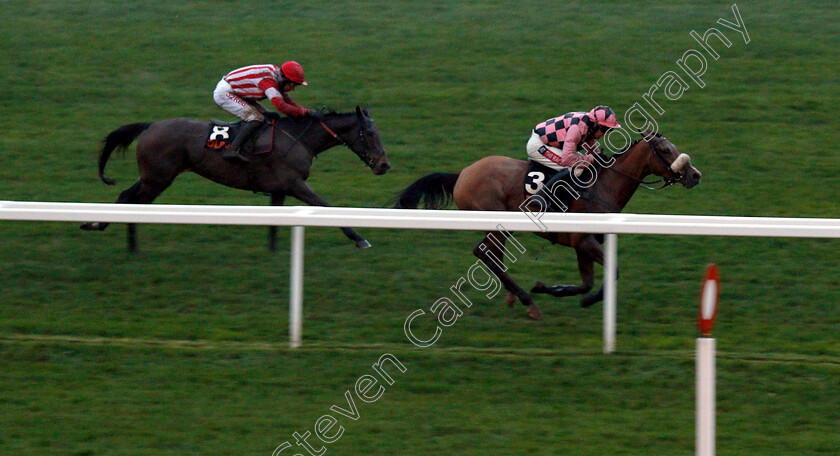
[474,232,542,320]
[80,179,144,232]
[81,177,173,253]
[121,178,174,253]
[116,180,146,252]
[268,192,286,252]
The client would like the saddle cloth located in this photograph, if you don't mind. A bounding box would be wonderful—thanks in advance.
[524,160,604,212]
[523,160,561,198]
[205,120,275,155]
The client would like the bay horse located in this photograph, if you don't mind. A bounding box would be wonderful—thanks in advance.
[395,130,701,320]
[81,107,390,252]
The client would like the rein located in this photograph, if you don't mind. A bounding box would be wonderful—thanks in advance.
[601,138,682,190]
[318,119,346,146]
[602,164,667,190]
[277,112,380,170]
[317,115,377,168]
[280,118,317,153]
[280,117,349,150]
[277,118,346,159]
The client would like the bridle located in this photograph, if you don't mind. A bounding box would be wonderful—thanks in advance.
[316,113,381,169]
[647,136,685,187]
[278,112,382,170]
[602,136,685,190]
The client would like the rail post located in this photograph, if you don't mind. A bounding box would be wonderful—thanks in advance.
[289,226,304,348]
[697,264,720,456]
[604,233,618,353]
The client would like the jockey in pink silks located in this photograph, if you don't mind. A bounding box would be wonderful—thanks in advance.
[213,61,320,162]
[526,105,620,210]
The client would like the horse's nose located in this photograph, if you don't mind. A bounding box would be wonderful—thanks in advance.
[691,170,702,183]
[374,160,391,175]
[684,170,702,188]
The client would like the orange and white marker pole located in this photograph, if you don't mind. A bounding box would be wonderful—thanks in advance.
[696,264,719,456]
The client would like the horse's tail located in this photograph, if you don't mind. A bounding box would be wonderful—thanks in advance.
[98,122,153,186]
[394,172,460,209]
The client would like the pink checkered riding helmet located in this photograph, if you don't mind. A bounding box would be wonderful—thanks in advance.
[589,105,620,128]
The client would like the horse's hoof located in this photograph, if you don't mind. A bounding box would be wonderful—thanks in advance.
[580,294,600,308]
[527,303,542,320]
[80,222,103,231]
[356,239,372,249]
[504,292,516,308]
[530,282,548,294]
[533,282,578,298]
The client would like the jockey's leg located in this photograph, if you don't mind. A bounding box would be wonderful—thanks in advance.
[213,80,265,163]
[535,168,576,212]
[525,132,579,212]
[223,120,261,163]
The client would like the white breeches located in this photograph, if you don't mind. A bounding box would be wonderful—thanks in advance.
[213,79,265,122]
[526,132,566,172]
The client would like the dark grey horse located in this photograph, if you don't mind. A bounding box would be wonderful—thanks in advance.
[81,106,390,252]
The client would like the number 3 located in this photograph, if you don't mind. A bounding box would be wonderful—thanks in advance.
[525,171,545,194]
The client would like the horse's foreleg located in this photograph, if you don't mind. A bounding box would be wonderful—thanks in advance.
[340,227,371,249]
[580,261,620,308]
[268,193,286,252]
[531,282,591,297]
[573,234,618,308]
[474,233,541,320]
[287,179,370,249]
[531,234,601,303]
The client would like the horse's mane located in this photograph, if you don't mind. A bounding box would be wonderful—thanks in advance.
[617,140,642,155]
[316,108,340,117]
[615,131,663,156]
[274,108,351,134]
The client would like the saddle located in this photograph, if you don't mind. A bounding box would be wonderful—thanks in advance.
[205,120,275,155]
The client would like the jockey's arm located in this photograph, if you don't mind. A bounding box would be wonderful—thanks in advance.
[250,102,269,114]
[560,125,595,167]
[259,79,308,117]
[581,139,601,155]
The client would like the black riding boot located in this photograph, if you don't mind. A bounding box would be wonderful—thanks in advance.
[534,168,577,212]
[223,120,261,163]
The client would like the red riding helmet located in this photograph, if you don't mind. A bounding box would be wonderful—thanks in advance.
[589,105,620,128]
[280,61,308,86]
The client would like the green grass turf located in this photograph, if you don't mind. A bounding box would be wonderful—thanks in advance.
[1,343,837,456]
[1,1,838,455]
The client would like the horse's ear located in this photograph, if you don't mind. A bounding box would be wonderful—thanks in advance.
[638,128,656,141]
[355,105,363,117]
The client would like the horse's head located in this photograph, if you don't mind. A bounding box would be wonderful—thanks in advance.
[640,129,702,189]
[343,106,390,175]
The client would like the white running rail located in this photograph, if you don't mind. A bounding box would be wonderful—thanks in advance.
[3,200,839,351]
